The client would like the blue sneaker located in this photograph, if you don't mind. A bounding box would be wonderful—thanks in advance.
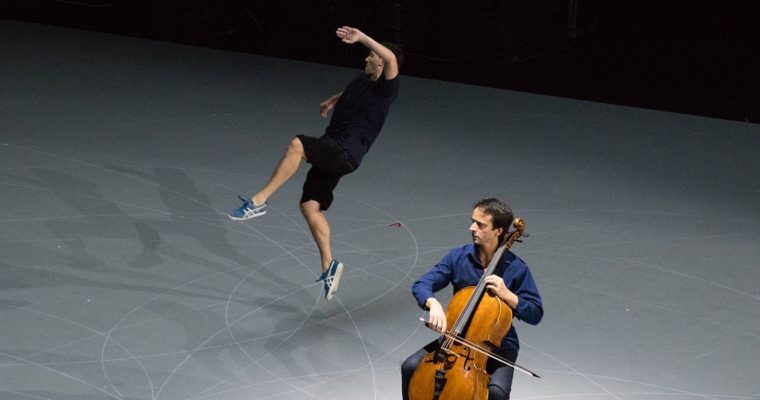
[321,260,343,300]
[228,195,267,220]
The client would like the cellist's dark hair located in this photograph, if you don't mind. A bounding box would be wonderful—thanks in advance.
[473,198,514,239]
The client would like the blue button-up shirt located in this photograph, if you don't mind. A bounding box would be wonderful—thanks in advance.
[412,244,543,352]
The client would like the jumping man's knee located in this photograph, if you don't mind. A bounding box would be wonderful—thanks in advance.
[288,137,305,157]
[300,200,321,216]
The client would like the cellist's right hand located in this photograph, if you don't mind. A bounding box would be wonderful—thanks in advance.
[425,298,447,333]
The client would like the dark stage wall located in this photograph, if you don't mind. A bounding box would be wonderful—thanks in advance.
[3,0,759,123]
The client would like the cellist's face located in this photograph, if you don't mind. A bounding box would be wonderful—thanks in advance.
[469,207,503,249]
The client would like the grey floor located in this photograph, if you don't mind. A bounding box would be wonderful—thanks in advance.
[2,21,759,400]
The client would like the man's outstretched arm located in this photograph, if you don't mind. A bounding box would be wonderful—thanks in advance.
[336,26,398,80]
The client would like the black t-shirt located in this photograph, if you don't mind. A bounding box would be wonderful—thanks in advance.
[323,73,400,166]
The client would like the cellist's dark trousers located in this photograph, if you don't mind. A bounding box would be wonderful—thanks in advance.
[401,340,518,400]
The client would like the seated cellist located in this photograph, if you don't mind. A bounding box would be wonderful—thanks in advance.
[401,198,544,400]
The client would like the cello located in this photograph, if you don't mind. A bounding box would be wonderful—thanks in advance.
[408,217,539,400]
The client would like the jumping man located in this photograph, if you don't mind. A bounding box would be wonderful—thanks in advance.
[229,26,402,300]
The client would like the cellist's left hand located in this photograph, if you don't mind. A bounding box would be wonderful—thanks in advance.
[485,275,519,310]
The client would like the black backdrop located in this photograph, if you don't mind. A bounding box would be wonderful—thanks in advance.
[3,0,759,123]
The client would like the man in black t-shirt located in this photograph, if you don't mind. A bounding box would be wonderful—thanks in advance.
[229,26,402,301]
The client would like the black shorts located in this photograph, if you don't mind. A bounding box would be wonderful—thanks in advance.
[297,135,358,210]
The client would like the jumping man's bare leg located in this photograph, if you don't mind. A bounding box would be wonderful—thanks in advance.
[252,137,305,205]
[300,200,333,271]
